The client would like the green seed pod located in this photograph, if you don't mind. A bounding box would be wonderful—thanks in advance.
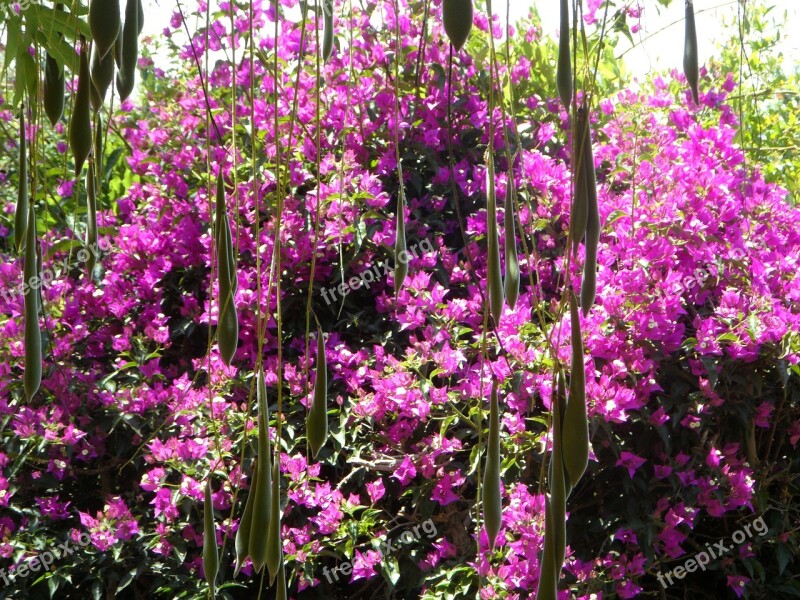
[580,123,599,315]
[234,458,257,577]
[215,172,238,365]
[137,0,144,34]
[15,108,28,254]
[116,0,139,101]
[86,162,98,277]
[683,0,699,104]
[503,179,519,309]
[35,237,43,314]
[555,373,572,498]
[203,479,219,598]
[24,203,41,402]
[249,368,273,573]
[306,327,328,458]
[90,39,116,112]
[94,115,104,185]
[69,39,92,177]
[442,0,473,52]
[322,0,333,62]
[486,152,504,325]
[556,0,572,109]
[549,372,567,571]
[393,187,408,298]
[113,36,122,71]
[562,291,589,488]
[482,381,502,550]
[89,0,121,59]
[43,4,66,127]
[571,107,589,257]
[535,495,558,600]
[43,53,65,127]
[276,560,287,600]
[265,458,282,584]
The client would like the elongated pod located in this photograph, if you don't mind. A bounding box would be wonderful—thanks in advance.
[203,480,219,597]
[307,327,328,458]
[215,171,238,364]
[535,495,558,600]
[683,0,699,104]
[234,458,257,577]
[43,32,65,126]
[86,161,98,277]
[562,291,589,487]
[482,381,502,549]
[322,0,334,62]
[571,107,589,256]
[442,0,473,52]
[580,121,599,315]
[556,0,572,109]
[394,187,408,298]
[503,178,519,309]
[486,152,504,325]
[89,0,121,59]
[69,39,92,176]
[90,38,116,112]
[265,459,282,583]
[116,0,139,101]
[24,203,41,401]
[550,372,567,571]
[15,108,28,254]
[249,368,273,573]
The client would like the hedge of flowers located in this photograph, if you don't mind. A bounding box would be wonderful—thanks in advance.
[1,0,799,599]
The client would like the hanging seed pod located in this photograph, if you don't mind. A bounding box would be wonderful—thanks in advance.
[69,38,92,177]
[15,108,28,254]
[94,115,104,186]
[203,479,219,598]
[234,458,257,577]
[393,187,408,298]
[555,373,572,499]
[249,368,273,573]
[322,0,334,62]
[85,162,98,277]
[580,123,599,315]
[486,152,504,326]
[90,38,116,112]
[307,326,328,458]
[89,0,121,59]
[556,0,572,109]
[265,459,282,583]
[535,495,558,600]
[137,0,144,34]
[116,0,139,101]
[276,559,287,600]
[683,0,699,104]
[24,203,41,402]
[43,54,65,127]
[442,0,473,52]
[113,36,122,71]
[503,178,519,309]
[482,381,502,550]
[562,291,588,488]
[571,107,589,257]
[215,171,238,365]
[549,372,567,572]
[43,3,66,127]
[35,238,43,314]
